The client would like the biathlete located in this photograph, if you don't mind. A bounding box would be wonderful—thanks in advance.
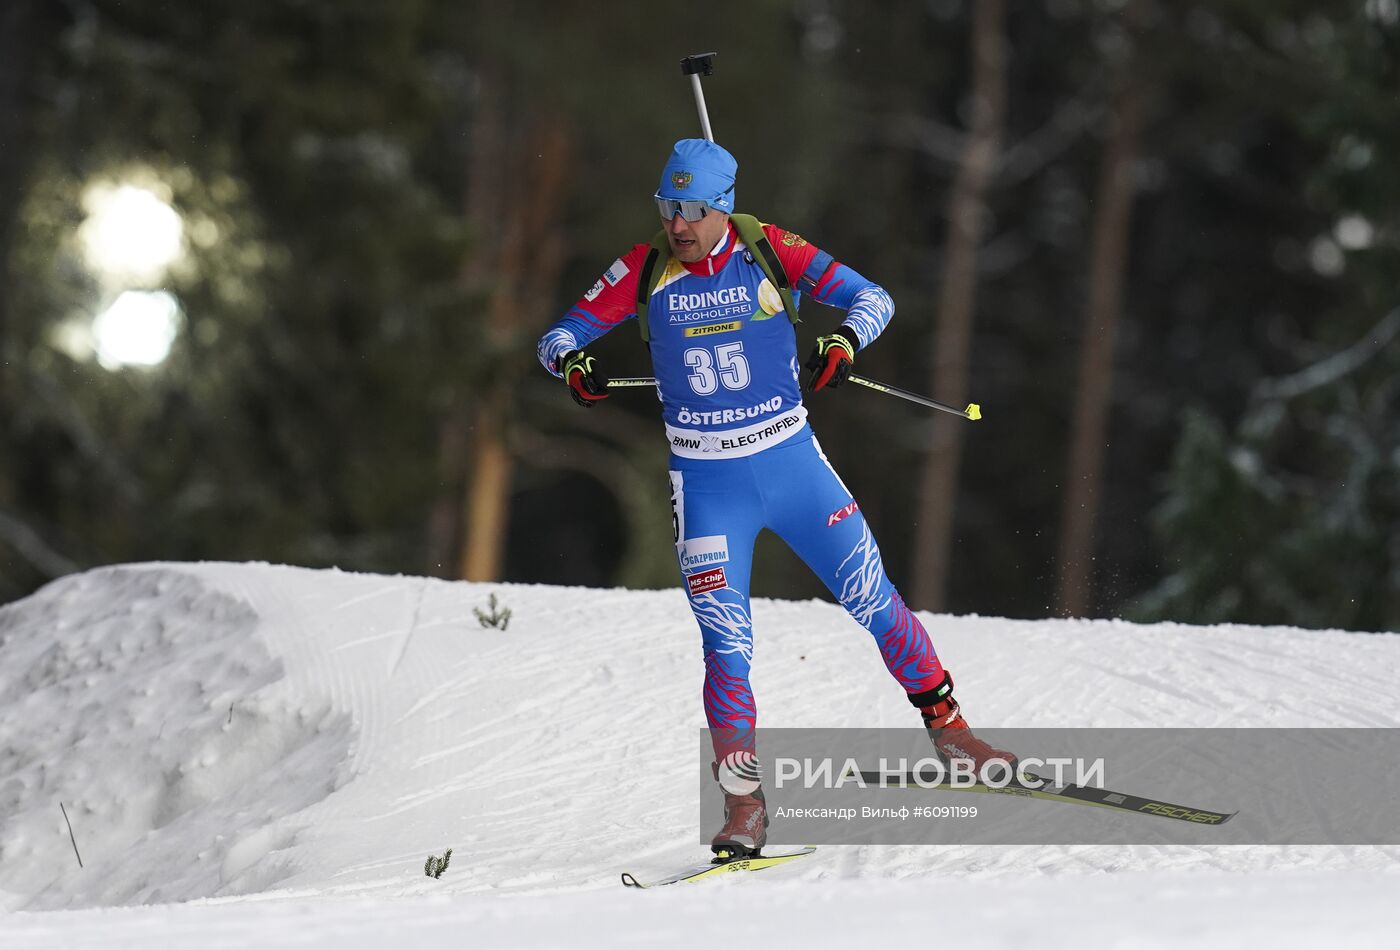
[538,138,1012,857]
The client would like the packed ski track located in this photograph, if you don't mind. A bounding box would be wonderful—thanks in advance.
[1,562,1397,948]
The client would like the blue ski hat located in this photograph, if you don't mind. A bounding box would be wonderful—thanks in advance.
[655,138,737,212]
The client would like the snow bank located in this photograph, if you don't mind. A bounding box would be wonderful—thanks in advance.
[0,567,351,909]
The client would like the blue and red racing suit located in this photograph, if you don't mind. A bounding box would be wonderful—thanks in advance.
[538,221,946,758]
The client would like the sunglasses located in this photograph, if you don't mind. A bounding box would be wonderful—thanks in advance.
[654,184,734,222]
[655,197,712,222]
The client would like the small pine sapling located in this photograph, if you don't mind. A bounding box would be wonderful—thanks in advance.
[424,847,452,879]
[473,594,512,630]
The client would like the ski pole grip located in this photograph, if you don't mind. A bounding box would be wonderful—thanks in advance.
[680,53,716,76]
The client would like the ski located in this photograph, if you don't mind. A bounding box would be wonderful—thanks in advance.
[858,770,1235,825]
[620,846,817,888]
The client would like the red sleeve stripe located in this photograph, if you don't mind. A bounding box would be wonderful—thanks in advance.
[813,263,845,301]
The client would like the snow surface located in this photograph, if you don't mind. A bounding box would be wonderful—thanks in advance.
[1,562,1398,948]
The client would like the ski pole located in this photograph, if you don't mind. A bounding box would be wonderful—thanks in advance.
[606,375,982,421]
[847,373,982,421]
[680,53,717,142]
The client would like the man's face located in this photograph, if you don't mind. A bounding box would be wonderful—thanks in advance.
[664,207,730,263]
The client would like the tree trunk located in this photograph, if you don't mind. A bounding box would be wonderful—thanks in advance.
[447,71,572,582]
[1055,6,1146,618]
[461,389,513,581]
[911,0,1007,611]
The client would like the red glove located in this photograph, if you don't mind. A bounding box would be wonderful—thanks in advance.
[558,350,610,407]
[804,327,858,392]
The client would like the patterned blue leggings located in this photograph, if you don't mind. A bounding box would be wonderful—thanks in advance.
[668,427,944,758]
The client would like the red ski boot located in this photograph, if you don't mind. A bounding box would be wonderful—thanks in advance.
[710,757,769,858]
[711,787,768,859]
[910,671,1017,784]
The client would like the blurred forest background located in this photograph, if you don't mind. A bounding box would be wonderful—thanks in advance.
[1,0,1396,631]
